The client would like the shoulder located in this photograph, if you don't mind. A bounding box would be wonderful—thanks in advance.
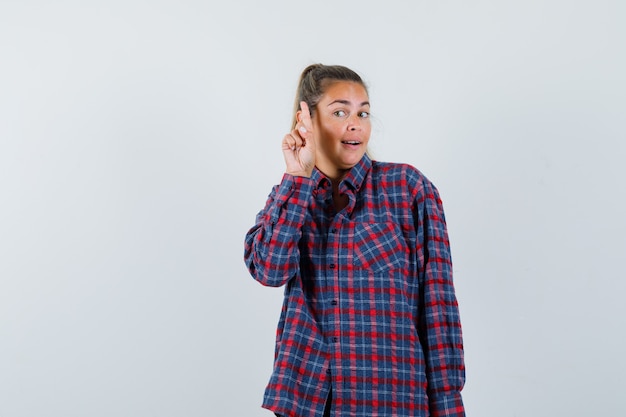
[370,160,438,196]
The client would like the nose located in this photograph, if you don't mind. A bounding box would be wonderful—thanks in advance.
[347,115,362,131]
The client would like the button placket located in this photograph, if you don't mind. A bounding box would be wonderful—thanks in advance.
[325,217,342,354]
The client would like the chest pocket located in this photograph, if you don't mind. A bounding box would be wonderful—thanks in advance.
[351,222,409,273]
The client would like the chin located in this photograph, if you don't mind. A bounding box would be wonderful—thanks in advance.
[342,155,365,167]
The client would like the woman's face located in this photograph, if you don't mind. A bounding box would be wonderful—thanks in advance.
[307,81,371,180]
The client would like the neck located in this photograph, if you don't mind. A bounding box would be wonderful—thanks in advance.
[331,182,349,212]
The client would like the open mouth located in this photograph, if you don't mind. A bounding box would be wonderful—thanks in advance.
[342,140,361,146]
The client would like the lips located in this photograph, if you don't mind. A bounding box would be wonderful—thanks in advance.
[342,140,362,146]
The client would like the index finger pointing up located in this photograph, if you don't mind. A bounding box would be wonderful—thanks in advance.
[299,101,313,131]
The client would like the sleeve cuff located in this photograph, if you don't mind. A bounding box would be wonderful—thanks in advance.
[429,391,465,417]
[274,173,315,207]
[267,174,314,223]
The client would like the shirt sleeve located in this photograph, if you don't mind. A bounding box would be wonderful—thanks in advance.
[414,178,466,417]
[244,173,314,287]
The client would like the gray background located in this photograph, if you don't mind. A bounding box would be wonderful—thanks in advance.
[1,1,625,416]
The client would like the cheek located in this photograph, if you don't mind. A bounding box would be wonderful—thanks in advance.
[317,124,341,143]
[363,123,372,139]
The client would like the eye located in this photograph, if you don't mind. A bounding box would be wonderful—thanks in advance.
[333,110,346,117]
[359,111,370,118]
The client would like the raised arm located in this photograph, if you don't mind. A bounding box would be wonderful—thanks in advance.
[244,101,316,287]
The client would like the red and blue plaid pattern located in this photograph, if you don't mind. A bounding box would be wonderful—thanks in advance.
[245,155,465,417]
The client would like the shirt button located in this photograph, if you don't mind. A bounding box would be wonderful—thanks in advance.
[331,300,338,306]
[326,369,331,374]
[329,264,335,269]
[330,228,337,233]
[333,337,339,343]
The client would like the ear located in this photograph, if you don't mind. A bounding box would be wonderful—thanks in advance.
[296,110,303,123]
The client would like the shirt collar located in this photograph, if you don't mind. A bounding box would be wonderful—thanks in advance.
[311,154,372,191]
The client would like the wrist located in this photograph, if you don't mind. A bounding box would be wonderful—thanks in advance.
[286,169,312,178]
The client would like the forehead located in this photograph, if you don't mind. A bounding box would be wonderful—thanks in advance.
[320,81,369,104]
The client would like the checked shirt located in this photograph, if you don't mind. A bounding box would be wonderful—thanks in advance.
[244,155,465,417]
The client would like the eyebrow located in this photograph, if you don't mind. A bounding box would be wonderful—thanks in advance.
[327,99,370,107]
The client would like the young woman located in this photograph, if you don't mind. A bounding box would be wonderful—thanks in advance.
[244,64,465,417]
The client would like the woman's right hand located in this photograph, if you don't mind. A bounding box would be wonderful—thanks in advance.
[282,101,316,177]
